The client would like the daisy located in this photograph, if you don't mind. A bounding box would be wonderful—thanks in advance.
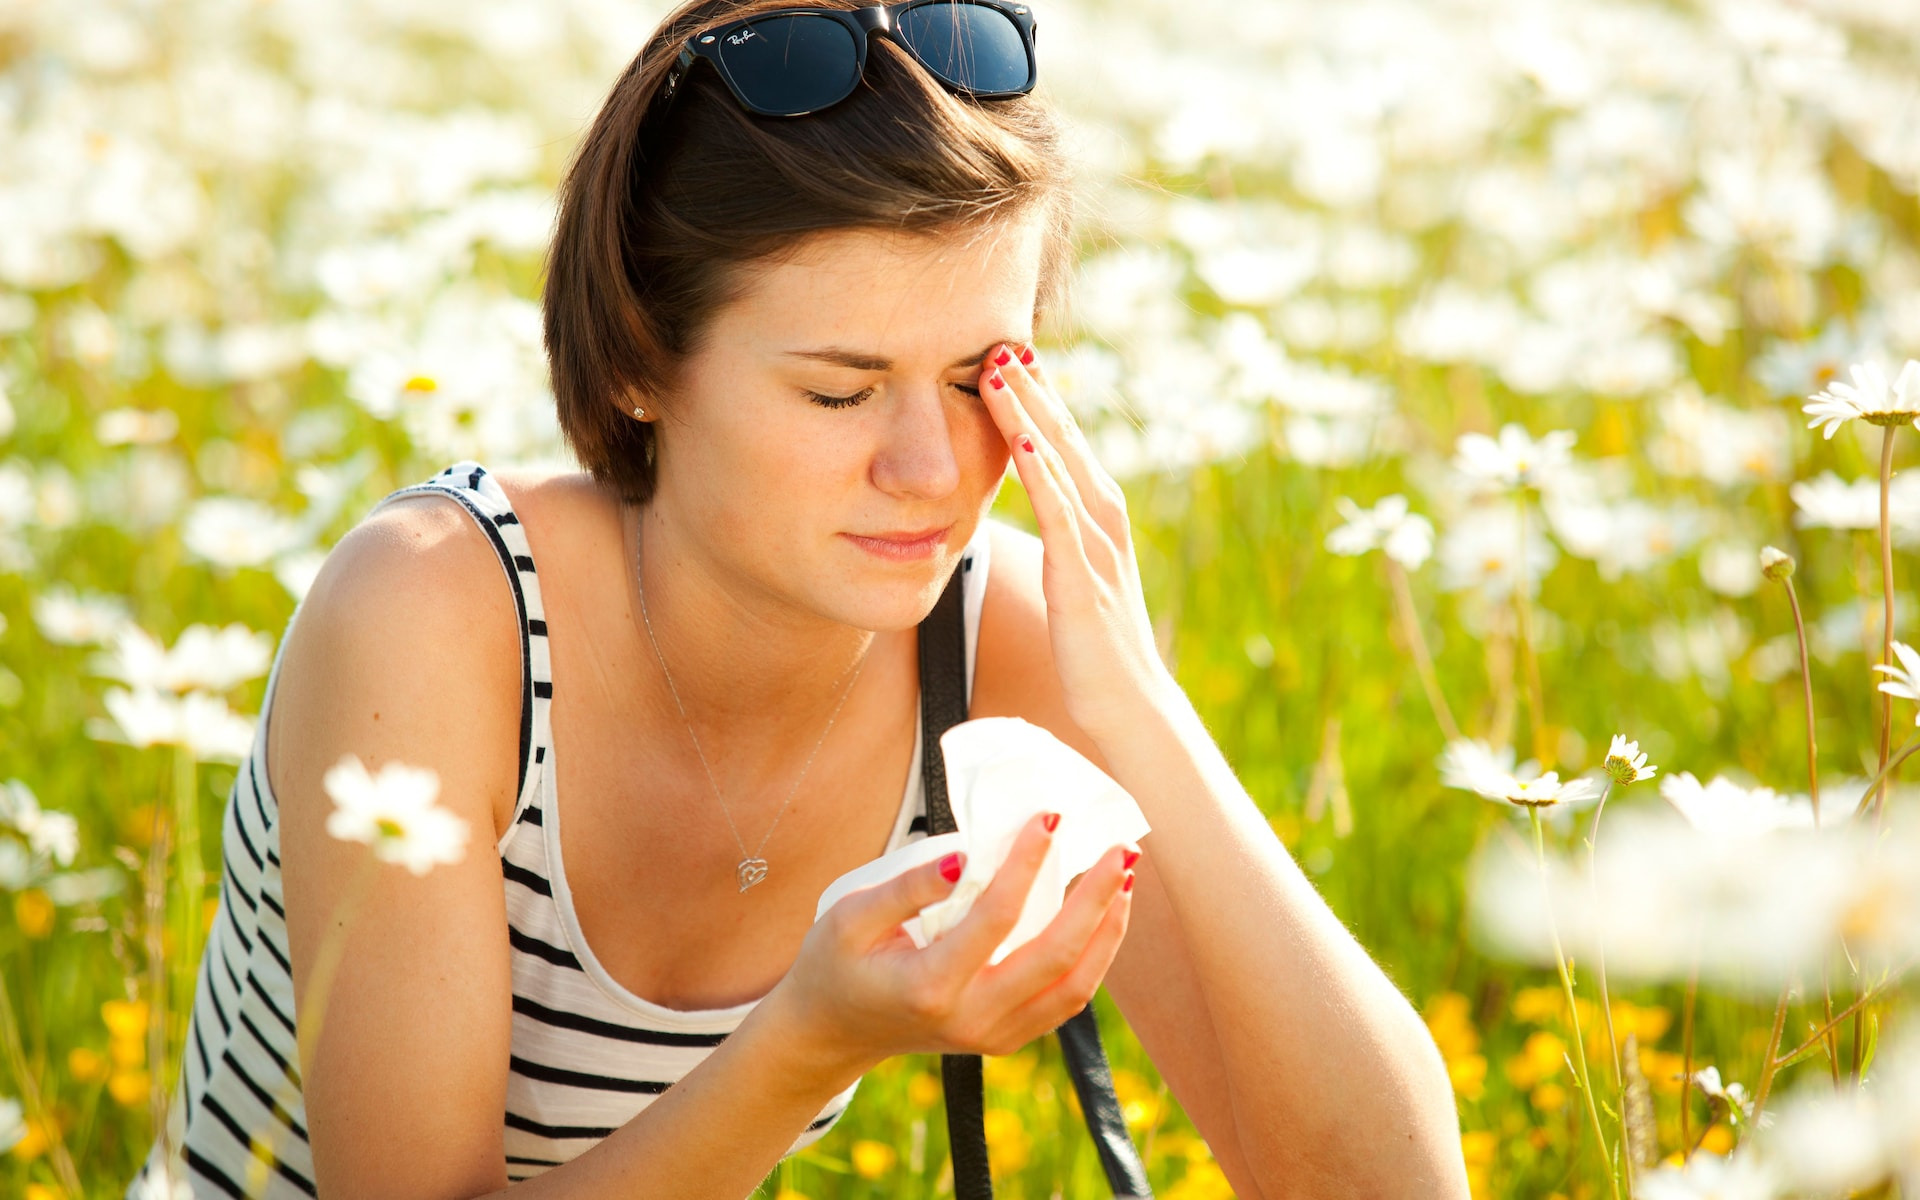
[1875,640,1920,722]
[323,753,469,876]
[0,1096,22,1155]
[1659,772,1814,837]
[1453,423,1578,492]
[1759,545,1794,581]
[1438,739,1604,809]
[1636,1152,1777,1200]
[97,687,257,762]
[1324,494,1435,569]
[1603,735,1657,786]
[1803,359,1920,438]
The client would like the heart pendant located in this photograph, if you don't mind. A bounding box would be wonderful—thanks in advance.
[737,858,770,892]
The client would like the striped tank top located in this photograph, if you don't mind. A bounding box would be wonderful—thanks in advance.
[130,459,992,1197]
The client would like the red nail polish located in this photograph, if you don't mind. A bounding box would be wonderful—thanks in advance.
[1017,434,1034,453]
[1122,871,1135,893]
[1042,811,1061,833]
[994,347,1012,366]
[988,371,1004,389]
[1122,849,1141,870]
[939,852,963,882]
[1018,346,1034,366]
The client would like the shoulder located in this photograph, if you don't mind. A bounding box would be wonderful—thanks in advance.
[266,472,534,845]
[971,516,1110,771]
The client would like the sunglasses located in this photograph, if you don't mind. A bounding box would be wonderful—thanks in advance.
[655,0,1038,120]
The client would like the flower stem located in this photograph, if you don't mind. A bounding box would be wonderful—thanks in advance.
[1387,558,1461,742]
[1514,499,1552,769]
[143,785,174,1172]
[1679,967,1696,1161]
[1851,738,1920,819]
[1874,424,1896,826]
[1584,780,1632,1196]
[171,745,204,1116]
[1751,987,1792,1125]
[1782,577,1840,1080]
[0,959,83,1195]
[1531,805,1621,1200]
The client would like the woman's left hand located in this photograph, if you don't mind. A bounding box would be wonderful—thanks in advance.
[976,342,1175,744]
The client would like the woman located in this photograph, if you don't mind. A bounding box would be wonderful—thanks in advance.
[131,0,1466,1195]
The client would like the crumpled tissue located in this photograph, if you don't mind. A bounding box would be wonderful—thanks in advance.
[813,716,1151,965]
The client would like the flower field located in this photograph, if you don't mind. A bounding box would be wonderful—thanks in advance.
[5,0,1920,1195]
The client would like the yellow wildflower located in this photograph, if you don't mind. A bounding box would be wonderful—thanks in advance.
[984,1052,1038,1091]
[1530,1083,1567,1111]
[9,1116,50,1160]
[1511,986,1563,1025]
[1167,1158,1234,1200]
[1504,1031,1567,1090]
[1448,1053,1488,1100]
[67,1047,108,1083]
[108,1069,150,1107]
[982,1108,1029,1173]
[102,999,149,1041]
[13,889,55,938]
[1113,1068,1162,1131]
[850,1139,896,1179]
[1699,1125,1734,1153]
[1423,992,1481,1062]
[907,1070,942,1110]
[24,1184,64,1200]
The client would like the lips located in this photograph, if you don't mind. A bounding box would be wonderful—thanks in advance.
[858,524,951,543]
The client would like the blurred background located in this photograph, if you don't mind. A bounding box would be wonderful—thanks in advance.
[4,0,1920,1195]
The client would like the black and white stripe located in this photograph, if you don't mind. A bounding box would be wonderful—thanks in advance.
[128,459,992,1193]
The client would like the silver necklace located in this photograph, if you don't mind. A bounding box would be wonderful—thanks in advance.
[630,507,872,893]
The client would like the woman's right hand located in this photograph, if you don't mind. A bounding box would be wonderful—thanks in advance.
[777,811,1140,1075]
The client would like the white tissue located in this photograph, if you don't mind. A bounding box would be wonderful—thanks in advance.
[813,716,1150,966]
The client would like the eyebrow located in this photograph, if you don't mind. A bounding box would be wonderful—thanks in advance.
[781,338,1026,373]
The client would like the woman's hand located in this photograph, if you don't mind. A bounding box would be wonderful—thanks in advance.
[777,812,1140,1076]
[976,342,1175,744]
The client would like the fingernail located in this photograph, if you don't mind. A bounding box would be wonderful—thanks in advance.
[1122,849,1141,870]
[1017,434,1034,453]
[993,347,1012,366]
[938,852,963,883]
[988,371,1005,389]
[1042,811,1061,833]
[1018,345,1034,366]
[1122,871,1135,893]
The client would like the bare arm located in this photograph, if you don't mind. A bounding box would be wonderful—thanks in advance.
[278,496,1135,1200]
[273,499,870,1200]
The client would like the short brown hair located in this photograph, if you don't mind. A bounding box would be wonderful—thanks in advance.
[542,0,1080,507]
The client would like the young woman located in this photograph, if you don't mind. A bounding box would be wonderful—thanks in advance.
[131,1,1465,1195]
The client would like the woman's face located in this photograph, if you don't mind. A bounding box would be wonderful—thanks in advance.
[648,211,1042,634]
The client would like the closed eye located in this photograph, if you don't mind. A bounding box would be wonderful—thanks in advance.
[805,382,983,410]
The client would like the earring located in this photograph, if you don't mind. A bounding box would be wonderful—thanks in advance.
[633,405,647,418]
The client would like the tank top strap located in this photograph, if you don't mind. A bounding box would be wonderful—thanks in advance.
[372,460,554,841]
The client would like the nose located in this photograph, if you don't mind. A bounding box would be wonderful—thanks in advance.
[870,381,963,500]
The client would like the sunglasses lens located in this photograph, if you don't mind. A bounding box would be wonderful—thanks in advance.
[893,2,1032,95]
[717,14,862,114]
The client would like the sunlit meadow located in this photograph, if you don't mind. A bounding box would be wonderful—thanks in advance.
[6,0,1920,1195]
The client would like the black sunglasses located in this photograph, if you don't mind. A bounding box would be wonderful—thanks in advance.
[655,0,1038,119]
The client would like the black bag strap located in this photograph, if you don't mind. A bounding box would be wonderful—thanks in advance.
[916,555,1154,1199]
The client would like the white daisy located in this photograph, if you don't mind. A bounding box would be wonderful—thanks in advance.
[0,779,79,867]
[1637,1152,1778,1200]
[1875,640,1920,722]
[97,687,257,762]
[0,1096,22,1154]
[1659,772,1814,837]
[1453,423,1578,491]
[1324,494,1435,569]
[1803,359,1920,438]
[323,753,469,876]
[1438,739,1603,809]
[1758,545,1794,581]
[1603,734,1657,786]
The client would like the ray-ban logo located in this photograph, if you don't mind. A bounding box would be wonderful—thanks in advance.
[725,27,759,46]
